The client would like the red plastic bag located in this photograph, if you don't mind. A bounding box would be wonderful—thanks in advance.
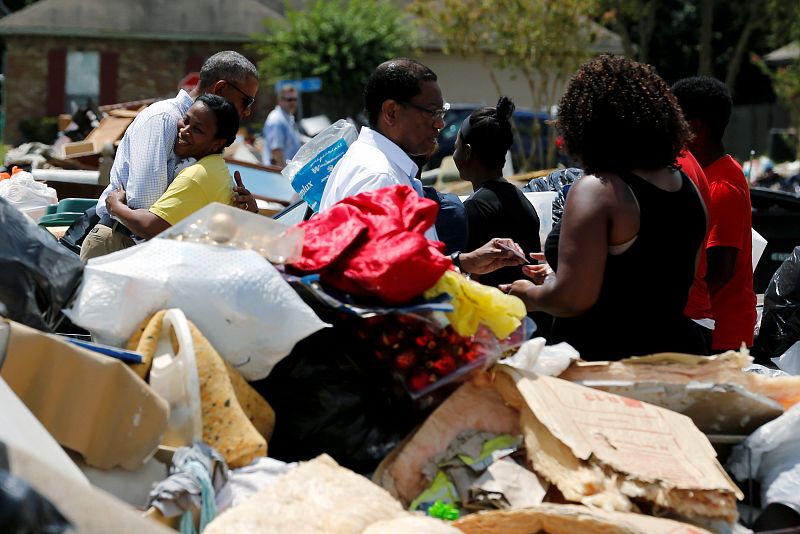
[290,185,452,305]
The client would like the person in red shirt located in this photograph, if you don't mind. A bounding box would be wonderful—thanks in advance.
[673,76,757,351]
[678,150,714,350]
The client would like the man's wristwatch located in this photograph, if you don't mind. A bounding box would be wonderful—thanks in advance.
[450,251,462,270]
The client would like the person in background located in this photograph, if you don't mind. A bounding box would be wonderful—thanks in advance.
[455,96,550,338]
[105,95,249,240]
[672,76,757,352]
[456,96,541,288]
[263,85,302,168]
[82,51,259,261]
[501,55,708,360]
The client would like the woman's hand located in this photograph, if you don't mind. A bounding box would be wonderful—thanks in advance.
[232,171,258,213]
[498,279,537,309]
[522,252,552,285]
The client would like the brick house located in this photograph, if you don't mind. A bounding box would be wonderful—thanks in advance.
[0,0,284,144]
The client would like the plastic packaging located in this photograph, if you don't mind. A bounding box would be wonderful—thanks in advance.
[281,119,358,212]
[0,169,57,217]
[0,197,84,332]
[522,167,583,224]
[158,202,304,264]
[147,309,203,447]
[65,239,328,380]
[753,246,800,360]
[728,403,800,514]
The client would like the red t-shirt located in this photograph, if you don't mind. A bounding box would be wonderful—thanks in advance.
[704,154,757,349]
[678,151,713,322]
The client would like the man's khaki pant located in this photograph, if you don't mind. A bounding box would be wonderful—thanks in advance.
[79,223,135,262]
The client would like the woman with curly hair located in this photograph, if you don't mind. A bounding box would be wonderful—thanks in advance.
[500,55,708,359]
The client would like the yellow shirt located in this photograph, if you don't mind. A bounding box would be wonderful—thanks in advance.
[149,154,233,225]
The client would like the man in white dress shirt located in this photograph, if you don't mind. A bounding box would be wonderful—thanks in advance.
[320,58,525,275]
[319,58,447,232]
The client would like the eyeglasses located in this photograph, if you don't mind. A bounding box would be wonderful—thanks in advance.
[226,81,255,110]
[282,96,298,102]
[401,101,450,121]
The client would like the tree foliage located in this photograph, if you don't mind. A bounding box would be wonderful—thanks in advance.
[410,0,599,170]
[758,0,800,155]
[250,0,413,120]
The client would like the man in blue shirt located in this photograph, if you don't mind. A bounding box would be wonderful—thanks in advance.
[262,85,302,168]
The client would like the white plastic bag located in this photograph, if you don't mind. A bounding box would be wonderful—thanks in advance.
[728,403,800,513]
[0,170,57,216]
[147,309,203,447]
[65,240,328,380]
[281,119,358,212]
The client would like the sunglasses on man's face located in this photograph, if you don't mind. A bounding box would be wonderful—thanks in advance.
[226,81,255,110]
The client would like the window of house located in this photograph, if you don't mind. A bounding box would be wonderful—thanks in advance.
[65,51,100,112]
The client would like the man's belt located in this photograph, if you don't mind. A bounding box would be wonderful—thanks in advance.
[99,214,136,239]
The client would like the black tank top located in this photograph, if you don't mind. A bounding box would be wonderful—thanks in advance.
[544,171,707,360]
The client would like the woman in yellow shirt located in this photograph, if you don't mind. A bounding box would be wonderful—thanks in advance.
[106,94,255,239]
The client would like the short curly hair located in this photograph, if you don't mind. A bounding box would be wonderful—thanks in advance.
[556,55,691,173]
[671,76,732,141]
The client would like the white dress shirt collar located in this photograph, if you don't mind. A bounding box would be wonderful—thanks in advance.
[358,127,418,181]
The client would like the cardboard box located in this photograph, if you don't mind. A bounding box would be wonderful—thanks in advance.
[454,503,713,534]
[493,366,743,523]
[0,319,168,470]
[558,351,800,434]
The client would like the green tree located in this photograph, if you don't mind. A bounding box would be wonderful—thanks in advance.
[756,0,800,157]
[250,0,413,120]
[410,0,599,170]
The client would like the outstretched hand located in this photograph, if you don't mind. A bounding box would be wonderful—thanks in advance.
[232,170,258,213]
[522,252,551,285]
[458,237,526,275]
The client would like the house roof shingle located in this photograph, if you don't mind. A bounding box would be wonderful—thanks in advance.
[0,0,283,42]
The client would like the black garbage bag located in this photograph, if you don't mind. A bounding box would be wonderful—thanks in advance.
[252,322,431,475]
[0,443,71,534]
[251,291,437,475]
[0,197,83,331]
[58,206,99,255]
[754,246,800,360]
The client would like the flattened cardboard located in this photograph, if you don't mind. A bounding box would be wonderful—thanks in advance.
[494,366,742,522]
[559,351,800,412]
[454,504,714,534]
[573,379,782,434]
[0,319,168,470]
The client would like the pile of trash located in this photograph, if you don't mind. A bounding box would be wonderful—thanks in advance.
[2,178,800,533]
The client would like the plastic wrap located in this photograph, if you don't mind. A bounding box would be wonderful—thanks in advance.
[0,197,83,332]
[728,403,800,514]
[281,119,358,212]
[158,202,304,264]
[0,169,57,217]
[754,246,800,360]
[522,167,583,224]
[64,239,328,380]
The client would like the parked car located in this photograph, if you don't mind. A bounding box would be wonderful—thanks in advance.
[426,103,551,172]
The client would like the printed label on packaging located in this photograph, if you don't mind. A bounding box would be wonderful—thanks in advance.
[290,138,349,212]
